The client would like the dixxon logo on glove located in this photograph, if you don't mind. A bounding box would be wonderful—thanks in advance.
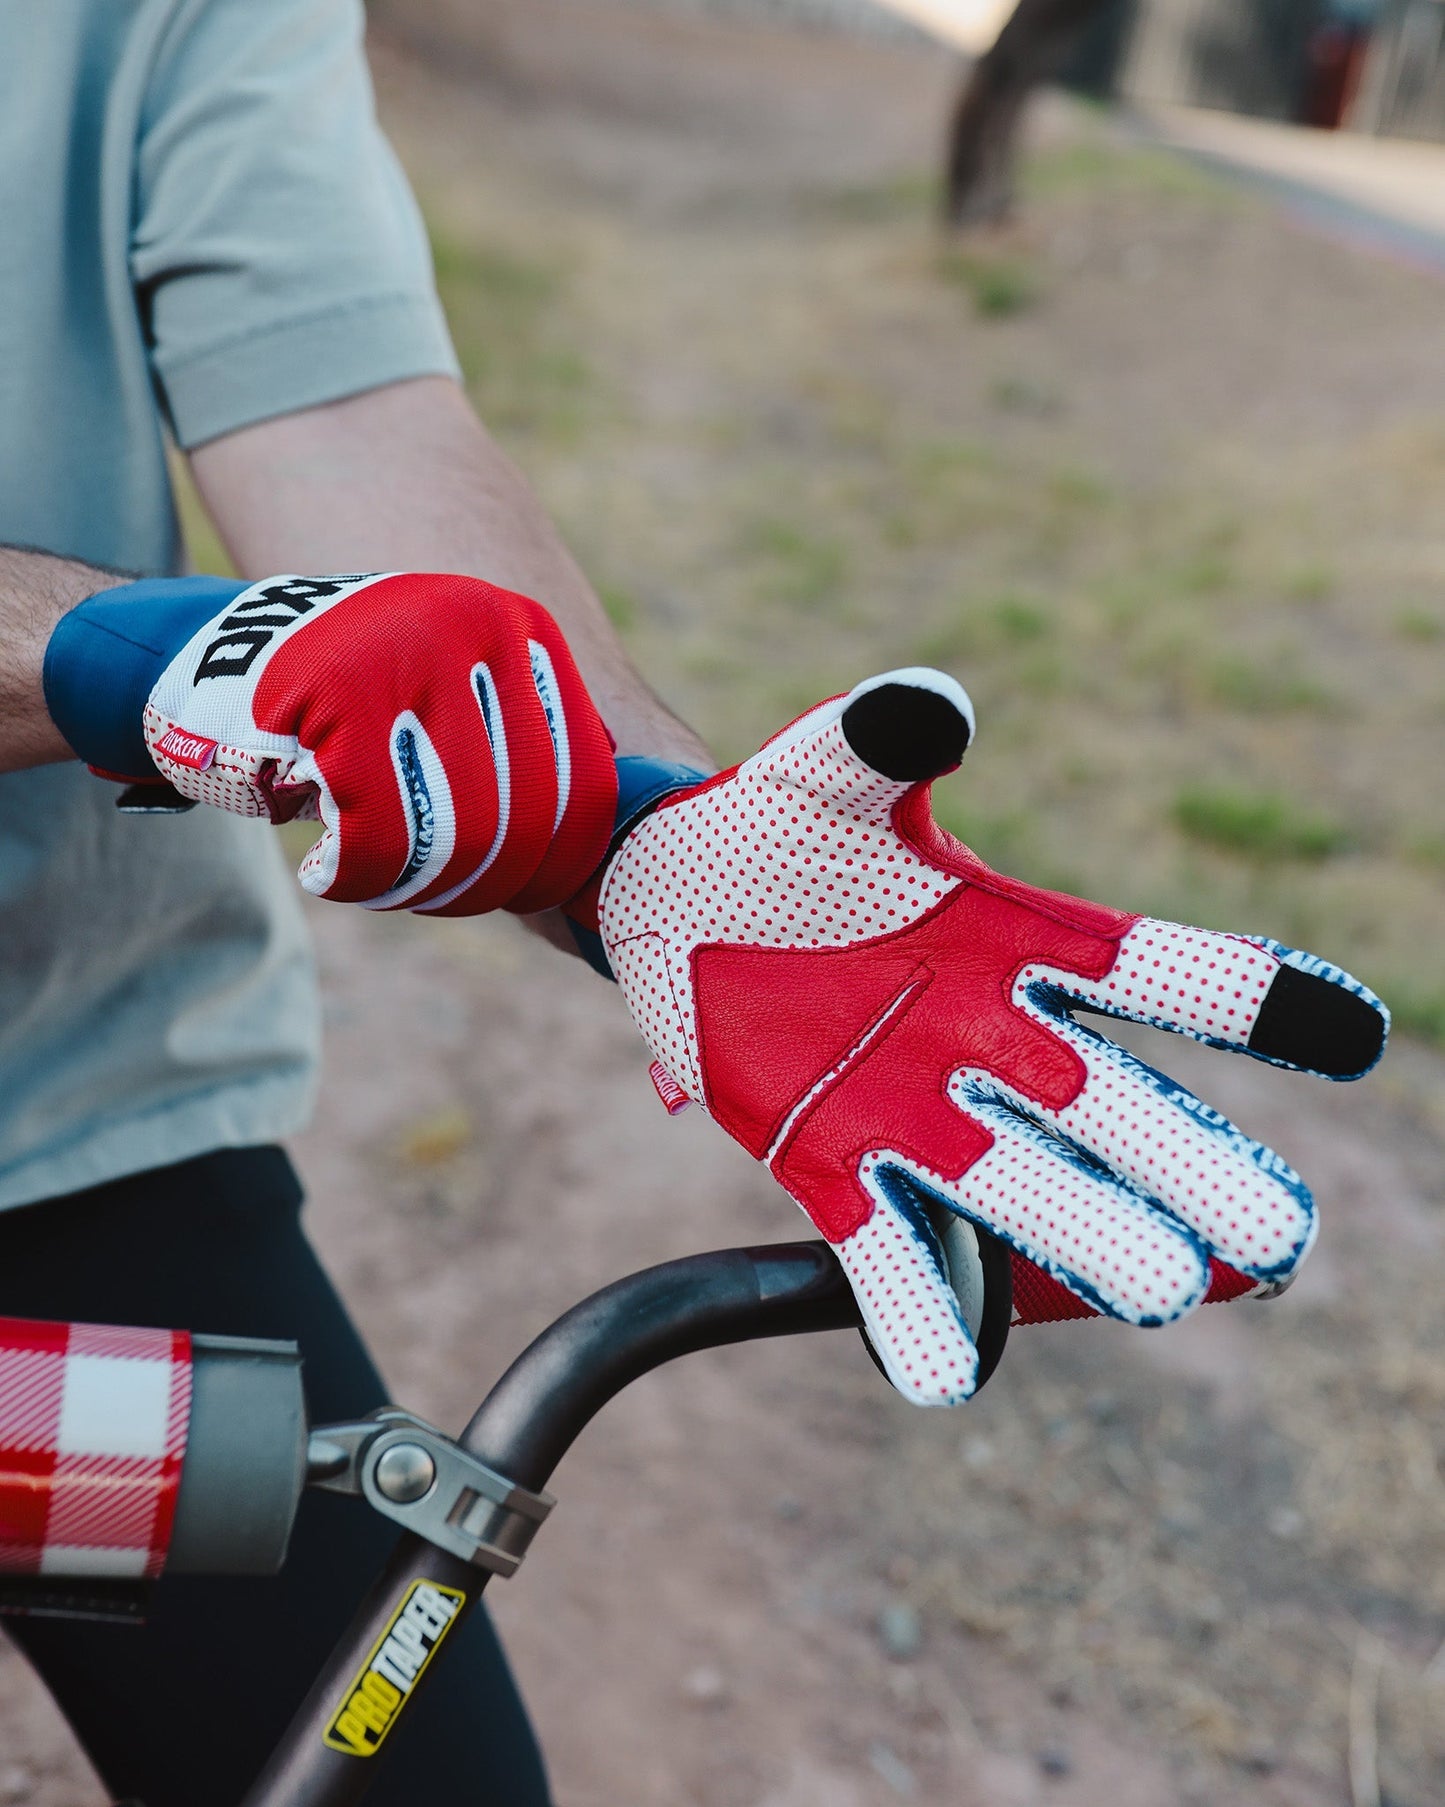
[191,576,371,683]
[152,725,218,771]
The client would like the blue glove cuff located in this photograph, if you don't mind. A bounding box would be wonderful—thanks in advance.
[612,755,712,843]
[567,755,711,979]
[43,576,244,778]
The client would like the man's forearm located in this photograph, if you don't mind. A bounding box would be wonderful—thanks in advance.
[0,547,113,770]
[188,376,713,769]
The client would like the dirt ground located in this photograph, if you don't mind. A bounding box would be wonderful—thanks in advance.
[3,3,1443,1803]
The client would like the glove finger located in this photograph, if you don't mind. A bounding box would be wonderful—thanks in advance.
[747,668,974,824]
[501,619,618,916]
[839,669,974,781]
[862,1104,1212,1328]
[291,709,473,909]
[405,659,527,915]
[820,1184,982,1406]
[1037,918,1387,1080]
[1009,1248,1262,1327]
[420,609,615,918]
[956,1009,1316,1285]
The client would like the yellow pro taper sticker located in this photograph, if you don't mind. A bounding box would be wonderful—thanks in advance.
[324,1580,466,1757]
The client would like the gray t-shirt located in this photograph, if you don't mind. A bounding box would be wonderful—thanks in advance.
[0,0,460,1208]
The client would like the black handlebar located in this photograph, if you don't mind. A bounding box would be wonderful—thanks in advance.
[240,1241,860,1807]
[462,1240,858,1488]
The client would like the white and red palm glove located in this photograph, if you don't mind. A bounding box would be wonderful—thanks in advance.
[46,572,617,915]
[593,671,1388,1406]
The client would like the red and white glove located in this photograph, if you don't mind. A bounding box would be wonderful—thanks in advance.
[594,671,1388,1406]
[142,572,617,914]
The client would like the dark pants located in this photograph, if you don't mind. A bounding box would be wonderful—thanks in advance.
[0,1146,551,1807]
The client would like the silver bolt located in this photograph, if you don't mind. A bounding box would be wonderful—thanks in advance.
[374,1441,436,1503]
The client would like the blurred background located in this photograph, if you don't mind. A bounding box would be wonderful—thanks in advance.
[8,1,1444,1801]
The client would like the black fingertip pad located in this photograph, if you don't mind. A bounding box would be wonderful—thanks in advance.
[1247,964,1387,1078]
[841,683,971,782]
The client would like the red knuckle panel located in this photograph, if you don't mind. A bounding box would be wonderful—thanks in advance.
[250,573,615,911]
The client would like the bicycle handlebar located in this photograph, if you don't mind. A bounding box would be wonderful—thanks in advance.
[240,1241,860,1807]
[460,1239,858,1488]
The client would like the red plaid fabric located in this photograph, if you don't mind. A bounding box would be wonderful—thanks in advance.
[0,1319,191,1578]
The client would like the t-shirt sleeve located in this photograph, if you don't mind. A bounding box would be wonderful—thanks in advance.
[131,0,460,450]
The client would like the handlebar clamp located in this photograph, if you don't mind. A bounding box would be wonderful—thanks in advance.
[306,1408,554,1578]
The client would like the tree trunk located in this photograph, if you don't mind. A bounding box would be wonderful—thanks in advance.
[944,0,1117,229]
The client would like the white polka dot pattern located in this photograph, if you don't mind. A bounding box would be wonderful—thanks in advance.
[1004,970,1315,1282]
[600,696,960,1100]
[863,1130,1209,1327]
[1053,918,1277,1046]
[143,702,286,818]
[610,934,699,1096]
[832,1204,978,1406]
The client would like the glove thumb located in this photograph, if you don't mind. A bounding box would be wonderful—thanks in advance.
[840,668,975,783]
[749,668,975,822]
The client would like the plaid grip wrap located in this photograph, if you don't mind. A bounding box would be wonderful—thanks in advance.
[0,1319,191,1579]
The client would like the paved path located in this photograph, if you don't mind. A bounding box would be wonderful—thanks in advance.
[1132,102,1445,276]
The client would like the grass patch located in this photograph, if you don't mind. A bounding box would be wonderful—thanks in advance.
[913,620,981,669]
[1386,987,1445,1044]
[1165,547,1234,597]
[1396,606,1442,642]
[597,583,637,630]
[1022,138,1226,203]
[1047,468,1112,511]
[908,439,998,479]
[1206,657,1332,714]
[932,797,1035,871]
[428,218,590,438]
[1174,788,1350,861]
[938,248,1038,318]
[989,373,1065,418]
[745,520,847,611]
[1013,649,1068,695]
[430,230,558,310]
[1282,563,1335,603]
[812,171,937,223]
[992,596,1052,643]
[1406,831,1445,870]
[914,594,1053,667]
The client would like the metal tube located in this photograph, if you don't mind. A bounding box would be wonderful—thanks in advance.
[239,1241,856,1807]
[458,1240,856,1486]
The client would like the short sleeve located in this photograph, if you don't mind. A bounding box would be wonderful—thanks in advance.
[131,0,460,450]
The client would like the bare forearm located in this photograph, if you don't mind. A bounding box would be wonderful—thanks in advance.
[188,377,713,767]
[0,546,115,770]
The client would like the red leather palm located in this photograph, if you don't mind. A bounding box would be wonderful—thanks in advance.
[694,874,1134,1241]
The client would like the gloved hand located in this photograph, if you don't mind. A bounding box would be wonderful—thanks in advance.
[44,571,616,914]
[588,670,1388,1406]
